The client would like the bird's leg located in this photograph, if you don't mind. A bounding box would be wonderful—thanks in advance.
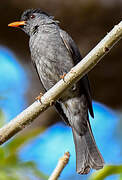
[60,73,67,82]
[36,93,54,105]
[50,99,54,106]
[35,92,43,103]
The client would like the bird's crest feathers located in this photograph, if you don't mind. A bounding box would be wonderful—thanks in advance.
[21,8,51,21]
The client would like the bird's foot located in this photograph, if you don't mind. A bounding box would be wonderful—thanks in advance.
[60,73,67,82]
[50,99,54,106]
[35,92,43,103]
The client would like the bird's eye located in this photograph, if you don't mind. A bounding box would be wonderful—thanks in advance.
[30,14,35,19]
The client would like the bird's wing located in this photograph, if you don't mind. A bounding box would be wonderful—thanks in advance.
[59,29,94,118]
[55,101,70,125]
[32,60,41,82]
[31,60,47,93]
[58,30,104,174]
[32,58,71,125]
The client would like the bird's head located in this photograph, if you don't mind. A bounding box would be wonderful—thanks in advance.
[8,9,55,36]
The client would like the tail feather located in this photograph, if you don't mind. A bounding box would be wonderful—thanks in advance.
[72,121,104,174]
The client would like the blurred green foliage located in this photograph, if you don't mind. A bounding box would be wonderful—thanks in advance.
[0,110,122,180]
[89,165,122,180]
[0,109,48,180]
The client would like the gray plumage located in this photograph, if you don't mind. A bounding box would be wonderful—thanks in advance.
[20,9,104,174]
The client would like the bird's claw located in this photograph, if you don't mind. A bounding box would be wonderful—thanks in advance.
[50,99,54,106]
[60,73,66,82]
[35,92,43,103]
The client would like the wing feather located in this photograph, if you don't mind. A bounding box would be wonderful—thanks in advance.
[59,30,94,118]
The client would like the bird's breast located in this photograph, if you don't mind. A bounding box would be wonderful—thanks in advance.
[29,30,74,90]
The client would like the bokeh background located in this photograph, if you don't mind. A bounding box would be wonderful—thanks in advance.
[0,0,122,180]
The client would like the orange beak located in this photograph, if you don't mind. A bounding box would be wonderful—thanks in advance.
[8,21,26,27]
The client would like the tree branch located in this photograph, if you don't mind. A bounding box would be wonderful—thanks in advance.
[48,152,70,180]
[0,21,122,145]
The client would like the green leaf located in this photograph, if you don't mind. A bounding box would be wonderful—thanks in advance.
[89,165,122,180]
[0,169,20,180]
[0,148,5,160]
[0,109,5,127]
[4,154,19,166]
[22,161,48,179]
[0,126,48,180]
[6,127,46,154]
[119,174,122,180]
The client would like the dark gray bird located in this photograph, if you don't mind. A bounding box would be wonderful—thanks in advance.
[8,9,104,174]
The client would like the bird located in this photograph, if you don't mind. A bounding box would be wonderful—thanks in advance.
[8,8,104,174]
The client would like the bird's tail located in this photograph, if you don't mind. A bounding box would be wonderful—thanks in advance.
[72,120,104,174]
